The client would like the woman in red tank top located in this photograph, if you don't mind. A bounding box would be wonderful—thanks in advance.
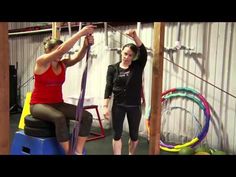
[30,25,95,155]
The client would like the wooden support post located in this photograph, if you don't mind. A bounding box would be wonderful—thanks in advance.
[0,22,10,154]
[149,22,165,155]
[52,22,61,39]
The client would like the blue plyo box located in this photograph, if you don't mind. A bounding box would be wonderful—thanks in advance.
[10,130,65,155]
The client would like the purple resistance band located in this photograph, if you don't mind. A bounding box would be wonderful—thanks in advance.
[69,44,91,154]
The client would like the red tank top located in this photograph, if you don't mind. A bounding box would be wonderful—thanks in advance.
[30,62,66,104]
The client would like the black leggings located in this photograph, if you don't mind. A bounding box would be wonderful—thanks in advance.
[112,104,141,141]
[30,102,93,142]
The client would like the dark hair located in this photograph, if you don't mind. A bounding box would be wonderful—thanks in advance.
[122,43,138,56]
[44,38,63,53]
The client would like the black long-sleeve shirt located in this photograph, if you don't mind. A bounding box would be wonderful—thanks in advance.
[104,44,147,105]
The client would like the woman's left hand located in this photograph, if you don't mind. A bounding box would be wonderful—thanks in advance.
[84,35,94,47]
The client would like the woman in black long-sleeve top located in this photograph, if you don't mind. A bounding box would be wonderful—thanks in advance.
[103,29,147,155]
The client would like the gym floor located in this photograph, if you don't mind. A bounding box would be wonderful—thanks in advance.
[10,113,150,155]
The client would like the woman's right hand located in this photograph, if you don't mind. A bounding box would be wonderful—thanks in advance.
[79,25,96,36]
[103,106,110,120]
[125,29,137,39]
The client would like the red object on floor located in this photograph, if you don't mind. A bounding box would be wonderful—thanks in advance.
[84,105,105,141]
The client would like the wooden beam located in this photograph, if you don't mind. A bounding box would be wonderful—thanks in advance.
[149,22,165,155]
[52,22,61,39]
[0,22,10,154]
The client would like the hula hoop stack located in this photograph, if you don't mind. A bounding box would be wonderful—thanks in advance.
[160,87,211,152]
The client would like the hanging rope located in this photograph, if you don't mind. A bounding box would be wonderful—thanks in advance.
[164,57,236,99]
[69,42,91,155]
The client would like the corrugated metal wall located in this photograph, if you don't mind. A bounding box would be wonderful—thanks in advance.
[9,32,50,106]
[8,22,51,30]
[8,22,236,154]
[162,22,236,153]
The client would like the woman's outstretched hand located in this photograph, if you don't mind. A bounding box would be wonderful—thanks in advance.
[125,29,137,39]
[79,25,96,36]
